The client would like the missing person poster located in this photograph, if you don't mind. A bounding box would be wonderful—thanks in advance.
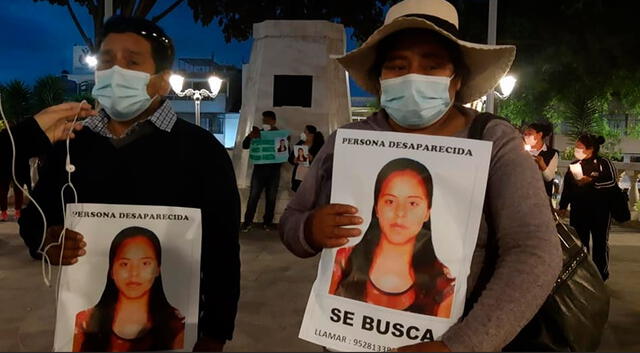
[294,145,311,167]
[299,129,492,351]
[53,204,202,352]
[249,130,290,164]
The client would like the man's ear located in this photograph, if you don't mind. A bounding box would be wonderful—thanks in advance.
[147,70,172,97]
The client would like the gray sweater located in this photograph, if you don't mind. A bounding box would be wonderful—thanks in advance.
[279,109,562,351]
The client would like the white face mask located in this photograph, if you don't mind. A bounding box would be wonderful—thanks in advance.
[262,124,271,131]
[380,74,453,129]
[574,148,587,160]
[524,135,537,147]
[300,132,307,142]
[92,65,156,121]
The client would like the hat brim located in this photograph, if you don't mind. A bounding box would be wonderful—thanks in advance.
[336,17,516,104]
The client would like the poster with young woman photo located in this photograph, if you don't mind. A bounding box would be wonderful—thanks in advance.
[294,145,311,167]
[53,204,202,352]
[299,129,492,351]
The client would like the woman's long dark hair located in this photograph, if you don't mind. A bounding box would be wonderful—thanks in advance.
[80,226,183,351]
[336,158,450,313]
[305,125,325,157]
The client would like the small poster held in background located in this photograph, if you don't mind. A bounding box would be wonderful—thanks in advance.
[249,130,290,164]
[54,204,202,352]
[293,145,311,167]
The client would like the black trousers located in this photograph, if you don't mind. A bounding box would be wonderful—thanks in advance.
[244,164,281,225]
[570,208,611,281]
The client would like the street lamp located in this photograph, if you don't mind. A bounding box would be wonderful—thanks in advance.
[169,74,223,127]
[84,54,98,68]
[496,75,517,99]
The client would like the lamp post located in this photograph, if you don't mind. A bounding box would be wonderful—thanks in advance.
[169,74,223,127]
[486,0,498,114]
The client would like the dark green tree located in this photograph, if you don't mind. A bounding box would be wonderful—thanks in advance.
[0,80,32,123]
[32,75,66,112]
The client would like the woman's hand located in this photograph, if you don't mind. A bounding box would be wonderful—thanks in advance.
[304,204,363,250]
[534,155,547,171]
[34,102,97,143]
[396,341,451,352]
[576,176,593,186]
[43,226,86,265]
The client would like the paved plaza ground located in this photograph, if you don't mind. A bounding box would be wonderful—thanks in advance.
[0,215,638,352]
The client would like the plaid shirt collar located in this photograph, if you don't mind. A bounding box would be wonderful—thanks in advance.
[83,99,177,138]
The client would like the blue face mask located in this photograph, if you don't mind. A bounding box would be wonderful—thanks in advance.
[92,65,156,122]
[380,74,454,129]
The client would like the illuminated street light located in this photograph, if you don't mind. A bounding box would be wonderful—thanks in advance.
[84,55,98,68]
[169,73,223,127]
[498,75,517,98]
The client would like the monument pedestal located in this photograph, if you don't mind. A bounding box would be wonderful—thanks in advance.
[233,20,352,223]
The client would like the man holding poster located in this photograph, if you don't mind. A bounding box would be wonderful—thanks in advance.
[241,110,287,232]
[14,16,240,352]
[280,0,562,351]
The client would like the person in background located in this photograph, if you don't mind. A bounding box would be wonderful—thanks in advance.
[279,0,561,351]
[559,134,616,281]
[0,122,31,221]
[288,124,325,192]
[523,122,559,197]
[241,110,281,232]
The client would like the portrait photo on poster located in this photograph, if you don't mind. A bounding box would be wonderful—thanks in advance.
[72,226,185,352]
[276,138,289,154]
[328,158,455,319]
[54,204,202,352]
[295,145,310,167]
[298,129,492,351]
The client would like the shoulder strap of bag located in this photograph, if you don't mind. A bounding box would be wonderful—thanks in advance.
[467,112,499,140]
[462,112,502,316]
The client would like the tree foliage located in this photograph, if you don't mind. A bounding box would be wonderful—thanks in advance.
[33,0,400,49]
[486,0,640,133]
[0,80,32,123]
[187,0,396,42]
[33,0,189,51]
[33,75,66,112]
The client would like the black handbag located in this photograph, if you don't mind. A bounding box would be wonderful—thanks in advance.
[609,185,631,223]
[503,213,610,352]
[468,113,611,352]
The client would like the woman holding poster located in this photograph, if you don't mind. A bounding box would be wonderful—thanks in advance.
[330,158,454,318]
[280,0,562,351]
[73,226,185,352]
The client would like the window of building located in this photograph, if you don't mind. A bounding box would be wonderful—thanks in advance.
[273,75,312,108]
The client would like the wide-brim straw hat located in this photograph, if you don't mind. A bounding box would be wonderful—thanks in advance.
[336,0,516,104]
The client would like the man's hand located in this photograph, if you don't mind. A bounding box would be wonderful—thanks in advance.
[304,204,363,250]
[34,102,97,143]
[396,341,451,352]
[43,226,86,265]
[193,336,225,352]
[249,126,260,139]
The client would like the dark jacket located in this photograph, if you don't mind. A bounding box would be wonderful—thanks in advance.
[11,116,240,343]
